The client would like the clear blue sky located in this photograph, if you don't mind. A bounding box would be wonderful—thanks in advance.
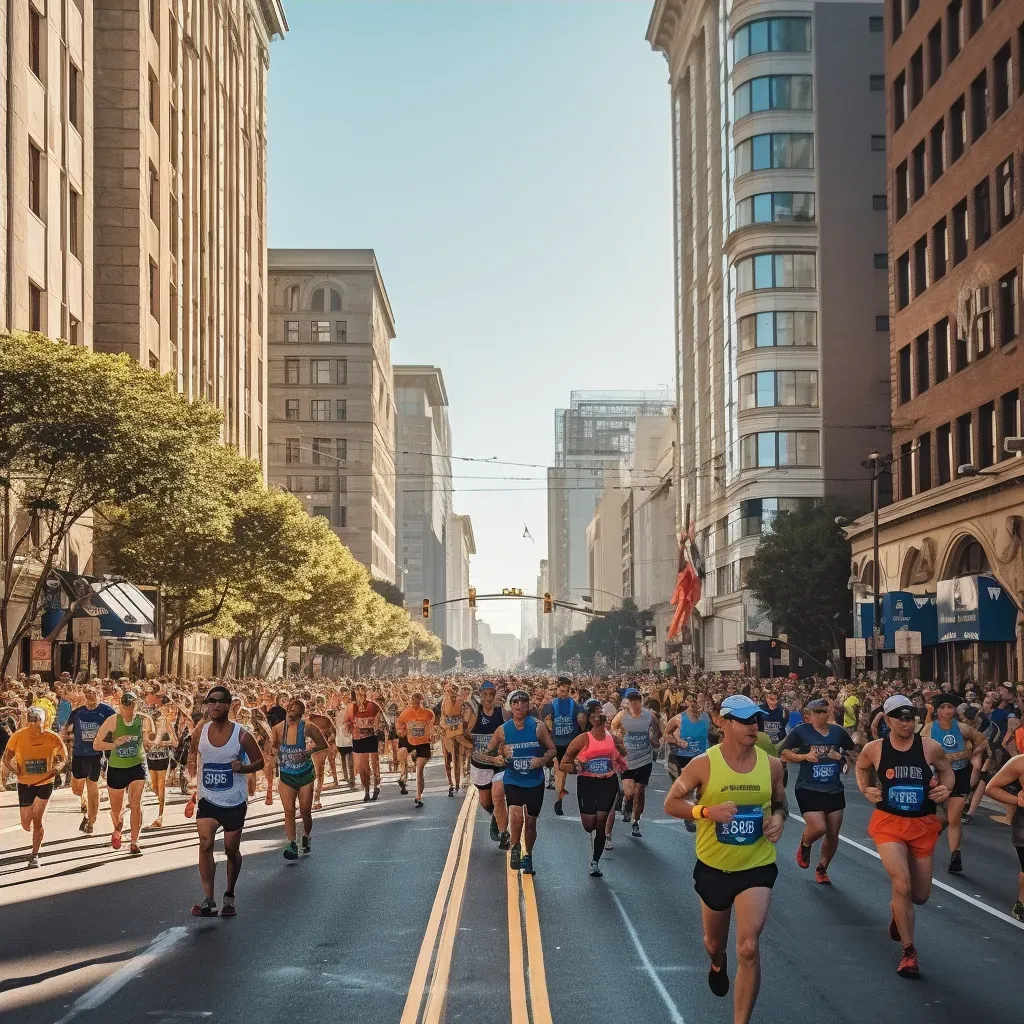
[267,0,674,637]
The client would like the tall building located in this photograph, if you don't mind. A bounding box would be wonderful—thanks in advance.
[91,0,287,463]
[648,0,891,670]
[267,249,398,583]
[395,365,452,640]
[547,390,674,646]
[446,512,475,650]
[847,0,1024,684]
[2,0,94,345]
[536,558,553,650]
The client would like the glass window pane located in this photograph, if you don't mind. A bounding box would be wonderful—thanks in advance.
[734,26,750,62]
[739,374,757,408]
[777,370,797,405]
[775,311,794,346]
[795,371,818,406]
[794,311,816,345]
[758,432,777,466]
[736,140,751,175]
[756,371,775,406]
[749,20,769,54]
[773,193,794,220]
[736,258,754,293]
[756,311,775,346]
[794,253,816,287]
[752,193,772,222]
[751,77,770,111]
[796,432,819,465]
[770,76,789,109]
[741,434,758,468]
[752,135,771,170]
[777,432,797,465]
[734,83,750,118]
[772,134,791,167]
[791,134,813,167]
[738,316,756,351]
[774,253,792,286]
[793,75,813,109]
[754,254,774,289]
[794,192,815,220]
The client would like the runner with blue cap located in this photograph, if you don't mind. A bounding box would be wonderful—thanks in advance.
[542,677,585,817]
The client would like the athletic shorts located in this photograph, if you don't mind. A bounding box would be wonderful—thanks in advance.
[408,743,431,761]
[18,782,54,807]
[71,755,102,782]
[352,737,378,754]
[106,763,147,790]
[197,798,247,833]
[621,762,653,786]
[504,782,544,818]
[693,859,778,913]
[577,775,619,815]
[951,765,973,797]
[470,764,495,789]
[1016,846,1024,871]
[146,755,171,773]
[280,766,316,789]
[337,745,353,756]
[867,810,942,859]
[795,788,846,815]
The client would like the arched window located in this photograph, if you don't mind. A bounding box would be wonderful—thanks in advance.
[311,288,325,311]
[329,288,342,311]
[949,537,990,577]
[285,284,300,311]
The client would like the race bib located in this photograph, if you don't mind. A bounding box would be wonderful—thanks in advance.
[473,734,490,752]
[408,722,427,739]
[80,722,99,742]
[716,805,764,845]
[202,761,233,791]
[625,731,648,750]
[118,739,140,759]
[950,757,969,771]
[24,758,48,775]
[554,717,573,737]
[512,757,534,772]
[684,739,705,755]
[584,756,612,774]
[886,784,924,811]
[811,761,838,782]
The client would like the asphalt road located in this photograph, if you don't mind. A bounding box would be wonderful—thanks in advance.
[2,759,1022,1024]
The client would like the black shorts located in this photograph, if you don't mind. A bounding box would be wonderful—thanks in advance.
[1016,845,1024,871]
[951,765,973,797]
[622,762,653,786]
[504,782,544,818]
[197,798,247,833]
[106,763,147,790]
[146,755,171,773]
[795,788,847,815]
[555,745,571,764]
[352,737,378,754]
[337,745,353,756]
[18,782,54,807]
[576,775,619,815]
[71,755,103,782]
[693,859,779,912]
[409,743,431,761]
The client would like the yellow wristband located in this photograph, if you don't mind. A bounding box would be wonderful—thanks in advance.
[691,804,704,821]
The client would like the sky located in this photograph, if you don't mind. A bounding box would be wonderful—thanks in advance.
[267,0,675,637]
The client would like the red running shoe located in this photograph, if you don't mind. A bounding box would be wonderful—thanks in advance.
[897,945,920,978]
[814,865,831,884]
[795,842,811,869]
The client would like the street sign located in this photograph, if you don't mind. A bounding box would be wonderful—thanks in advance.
[72,617,100,643]
[845,637,867,658]
[894,630,922,655]
[882,652,900,669]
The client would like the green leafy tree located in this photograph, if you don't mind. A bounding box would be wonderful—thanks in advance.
[746,499,852,664]
[527,647,554,670]
[370,578,406,608]
[460,648,484,669]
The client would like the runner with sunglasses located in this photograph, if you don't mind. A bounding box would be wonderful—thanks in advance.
[855,694,954,978]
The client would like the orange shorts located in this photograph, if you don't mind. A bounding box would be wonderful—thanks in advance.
[867,810,942,859]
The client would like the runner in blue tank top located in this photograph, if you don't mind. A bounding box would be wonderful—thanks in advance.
[543,677,585,818]
[481,688,556,875]
[271,699,328,860]
[666,695,711,834]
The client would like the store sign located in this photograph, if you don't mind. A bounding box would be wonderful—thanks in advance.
[882,592,937,649]
[72,617,100,643]
[937,573,1019,643]
[30,640,52,672]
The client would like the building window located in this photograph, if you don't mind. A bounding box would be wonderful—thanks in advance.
[310,399,331,421]
[285,284,300,311]
[734,252,816,293]
[917,434,932,492]
[28,144,42,216]
[68,315,80,346]
[912,141,926,200]
[69,63,81,129]
[892,0,904,41]
[1001,390,1021,458]
[284,320,299,342]
[927,21,943,87]
[149,163,159,224]
[311,288,325,311]
[873,194,887,210]
[935,317,950,381]
[874,253,888,270]
[736,192,815,226]
[955,314,970,370]
[149,0,159,37]
[967,0,983,36]
[937,422,952,483]
[970,72,987,141]
[871,135,886,151]
[29,283,42,332]
[932,218,948,280]
[314,476,333,494]
[916,332,930,395]
[312,506,332,522]
[68,188,81,259]
[996,156,1014,226]
[947,1,963,62]
[336,399,347,421]
[956,412,973,467]
[311,320,331,343]
[895,161,909,218]
[330,289,343,311]
[739,370,818,409]
[870,15,884,32]
[913,235,929,296]
[951,95,966,160]
[149,259,159,319]
[994,43,1012,118]
[740,431,819,469]
[285,399,300,420]
[337,438,348,464]
[734,75,813,117]
[1000,269,1020,345]
[898,345,912,404]
[311,359,331,385]
[734,133,814,174]
[974,176,991,246]
[29,6,42,76]
[870,75,885,91]
[929,119,945,182]
[311,438,329,465]
[897,251,911,309]
[732,17,811,61]
[893,72,907,128]
[285,438,301,464]
[876,315,890,331]
[336,321,348,344]
[337,358,348,384]
[979,401,996,468]
[285,358,299,384]
[149,68,159,127]
[952,198,969,264]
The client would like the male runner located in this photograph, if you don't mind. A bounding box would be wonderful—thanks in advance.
[439,683,468,796]
[758,690,787,748]
[983,752,1024,919]
[307,696,337,810]
[612,688,661,838]
[345,684,383,802]
[396,692,434,807]
[271,698,328,859]
[2,707,68,868]
[665,694,712,833]
[482,688,556,874]
[856,694,954,977]
[665,695,785,1023]
[778,697,855,883]
[466,680,507,840]
[187,685,264,917]
[543,677,585,816]
[65,685,114,834]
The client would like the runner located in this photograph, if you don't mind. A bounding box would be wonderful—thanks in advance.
[187,685,264,917]
[758,690,787,749]
[855,694,954,978]
[482,688,556,874]
[334,692,355,791]
[982,752,1024,920]
[1,707,68,868]
[611,688,661,838]
[665,694,712,834]
[307,696,337,811]
[345,684,383,802]
[559,699,627,876]
[927,694,988,873]
[271,698,328,859]
[65,685,114,834]
[395,691,434,807]
[778,697,855,883]
[439,683,468,797]
[466,680,506,839]
[543,677,585,816]
[93,691,155,856]
[664,694,786,1024]
[143,695,178,829]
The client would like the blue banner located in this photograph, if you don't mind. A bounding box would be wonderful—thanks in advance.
[936,574,1019,643]
[883,592,938,649]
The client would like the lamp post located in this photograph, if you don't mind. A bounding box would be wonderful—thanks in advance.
[869,450,883,682]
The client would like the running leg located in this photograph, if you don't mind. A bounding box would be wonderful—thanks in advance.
[819,809,844,869]
[196,818,218,899]
[523,812,538,853]
[700,902,732,987]
[280,781,298,842]
[108,786,125,835]
[86,778,100,826]
[492,777,508,833]
[127,780,145,846]
[151,769,167,824]
[298,782,314,839]
[632,783,646,823]
[223,828,243,894]
[945,795,965,855]
[799,809,827,862]
[508,804,525,847]
[731,885,773,1024]
[876,841,918,944]
[415,755,427,801]
[312,751,326,809]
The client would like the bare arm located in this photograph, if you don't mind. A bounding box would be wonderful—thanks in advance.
[923,739,954,801]
[986,754,1024,808]
[558,734,587,774]
[231,730,266,775]
[306,723,329,755]
[855,740,882,803]
[533,723,557,768]
[664,755,715,820]
[763,756,787,842]
[92,714,118,754]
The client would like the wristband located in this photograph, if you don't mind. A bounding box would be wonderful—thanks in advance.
[691,804,707,821]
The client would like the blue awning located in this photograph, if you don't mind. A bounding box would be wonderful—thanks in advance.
[937,574,1019,644]
[91,581,155,639]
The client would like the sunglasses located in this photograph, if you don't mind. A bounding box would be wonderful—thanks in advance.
[888,710,916,722]
[509,697,529,705]
[206,697,231,705]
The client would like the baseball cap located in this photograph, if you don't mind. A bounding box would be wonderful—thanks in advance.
[119,691,138,706]
[506,689,530,708]
[805,698,830,711]
[720,694,764,721]
[883,694,913,715]
[27,706,46,724]
[623,688,642,699]
[481,680,495,691]
[932,693,958,709]
[584,698,603,714]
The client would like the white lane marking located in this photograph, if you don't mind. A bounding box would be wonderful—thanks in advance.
[54,926,188,1024]
[610,890,686,1024]
[790,812,1024,933]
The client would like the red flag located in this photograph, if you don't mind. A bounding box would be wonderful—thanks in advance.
[668,525,704,640]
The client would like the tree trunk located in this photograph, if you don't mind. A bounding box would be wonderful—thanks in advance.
[176,630,186,681]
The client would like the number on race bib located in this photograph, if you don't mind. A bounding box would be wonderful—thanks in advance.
[202,762,233,791]
[512,757,533,772]
[715,805,764,845]
[584,757,612,774]
[811,761,837,781]
[887,784,924,810]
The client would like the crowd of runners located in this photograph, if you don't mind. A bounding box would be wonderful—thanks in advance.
[3,668,1024,1023]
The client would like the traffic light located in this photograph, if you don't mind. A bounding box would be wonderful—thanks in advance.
[543,592,553,614]
[501,588,524,597]
[468,587,477,608]
[422,599,430,620]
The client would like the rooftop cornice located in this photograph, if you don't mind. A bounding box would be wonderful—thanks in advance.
[647,0,688,54]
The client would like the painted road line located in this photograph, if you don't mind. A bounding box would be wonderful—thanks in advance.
[520,873,554,1024]
[53,926,188,1024]
[791,811,1024,933]
[399,790,475,1024]
[505,859,530,1024]
[610,890,686,1024]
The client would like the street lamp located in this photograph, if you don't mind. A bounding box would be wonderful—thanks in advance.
[859,450,885,683]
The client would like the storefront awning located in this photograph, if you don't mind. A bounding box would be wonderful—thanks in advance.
[91,581,155,639]
[937,574,1019,644]
[859,593,940,650]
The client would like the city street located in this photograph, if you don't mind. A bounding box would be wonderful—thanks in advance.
[2,761,1021,1024]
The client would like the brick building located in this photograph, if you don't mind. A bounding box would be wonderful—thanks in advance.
[846,0,1024,685]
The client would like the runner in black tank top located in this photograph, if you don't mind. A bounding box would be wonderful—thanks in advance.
[468,682,508,843]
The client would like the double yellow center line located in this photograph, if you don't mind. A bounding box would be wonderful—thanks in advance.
[402,791,553,1023]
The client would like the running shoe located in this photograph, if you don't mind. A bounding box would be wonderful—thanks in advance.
[589,860,603,877]
[362,791,371,802]
[220,895,237,917]
[683,819,696,833]
[129,844,143,856]
[283,840,299,860]
[948,850,963,874]
[414,799,424,808]
[111,826,123,851]
[191,897,218,918]
[499,830,511,850]
[708,955,729,997]
[509,842,522,870]
[553,798,564,816]
[605,836,614,851]
[26,854,40,869]
[399,779,408,795]
[546,776,555,790]
[521,853,535,875]
[814,864,831,885]
[79,814,88,832]
[448,786,455,798]
[1011,901,1024,922]
[962,812,972,825]
[301,834,311,856]
[489,817,501,842]
[83,820,93,834]
[889,916,902,942]
[897,944,920,978]
[631,822,642,839]
[371,786,380,802]
[796,842,811,869]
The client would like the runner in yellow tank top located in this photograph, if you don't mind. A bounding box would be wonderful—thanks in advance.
[665,694,786,1024]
